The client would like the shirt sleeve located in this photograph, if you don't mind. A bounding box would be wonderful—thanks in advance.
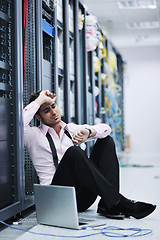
[23,101,40,148]
[67,122,112,141]
[23,101,40,127]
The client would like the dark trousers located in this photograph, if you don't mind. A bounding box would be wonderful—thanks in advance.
[51,136,123,212]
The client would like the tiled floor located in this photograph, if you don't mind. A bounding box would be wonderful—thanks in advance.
[0,153,160,240]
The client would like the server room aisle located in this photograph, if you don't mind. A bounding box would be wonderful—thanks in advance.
[0,154,159,240]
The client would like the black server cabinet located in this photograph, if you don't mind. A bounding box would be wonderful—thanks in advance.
[23,0,38,209]
[78,3,88,125]
[41,0,54,92]
[0,0,14,210]
[23,0,56,208]
[53,0,80,124]
[73,0,81,124]
[0,0,24,221]
[78,3,95,155]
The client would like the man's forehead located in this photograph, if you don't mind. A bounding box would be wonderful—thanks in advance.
[40,101,56,111]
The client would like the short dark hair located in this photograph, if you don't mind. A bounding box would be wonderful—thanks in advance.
[29,90,42,104]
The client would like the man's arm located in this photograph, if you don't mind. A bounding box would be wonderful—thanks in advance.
[35,90,55,106]
[71,124,111,145]
[23,90,56,146]
[72,128,96,145]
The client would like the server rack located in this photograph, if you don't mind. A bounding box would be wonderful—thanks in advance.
[23,0,38,209]
[54,0,71,122]
[94,43,101,120]
[116,52,124,151]
[23,0,58,208]
[88,51,95,125]
[0,0,24,221]
[73,0,81,124]
[100,37,108,124]
[79,3,88,125]
[53,0,82,125]
[56,0,65,118]
[68,0,75,122]
[104,40,124,151]
[41,0,54,91]
[78,3,92,155]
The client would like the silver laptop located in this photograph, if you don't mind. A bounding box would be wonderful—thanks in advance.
[34,184,106,230]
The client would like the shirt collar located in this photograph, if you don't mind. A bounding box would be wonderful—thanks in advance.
[41,121,67,135]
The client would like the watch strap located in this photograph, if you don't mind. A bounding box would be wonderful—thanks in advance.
[85,128,92,138]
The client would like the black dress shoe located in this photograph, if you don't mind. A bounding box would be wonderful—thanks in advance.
[112,198,156,219]
[97,205,125,220]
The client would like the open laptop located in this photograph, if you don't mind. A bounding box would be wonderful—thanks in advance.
[34,184,106,230]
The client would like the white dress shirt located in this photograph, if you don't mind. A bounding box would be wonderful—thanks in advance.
[23,101,112,185]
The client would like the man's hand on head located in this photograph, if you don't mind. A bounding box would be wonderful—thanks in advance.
[35,90,56,106]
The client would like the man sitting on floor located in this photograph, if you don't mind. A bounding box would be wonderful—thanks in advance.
[23,90,156,219]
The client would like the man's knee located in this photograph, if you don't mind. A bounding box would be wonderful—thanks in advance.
[97,135,115,148]
[66,145,82,154]
[64,145,86,160]
[105,135,115,145]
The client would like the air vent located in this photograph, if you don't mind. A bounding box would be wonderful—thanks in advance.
[127,21,159,29]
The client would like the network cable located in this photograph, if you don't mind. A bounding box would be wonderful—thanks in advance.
[0,220,152,238]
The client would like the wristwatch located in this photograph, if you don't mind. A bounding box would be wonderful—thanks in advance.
[85,128,92,138]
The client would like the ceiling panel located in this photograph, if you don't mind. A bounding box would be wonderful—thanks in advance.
[82,0,160,47]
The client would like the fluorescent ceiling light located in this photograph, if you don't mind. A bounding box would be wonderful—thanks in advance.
[117,0,157,9]
[127,21,159,29]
